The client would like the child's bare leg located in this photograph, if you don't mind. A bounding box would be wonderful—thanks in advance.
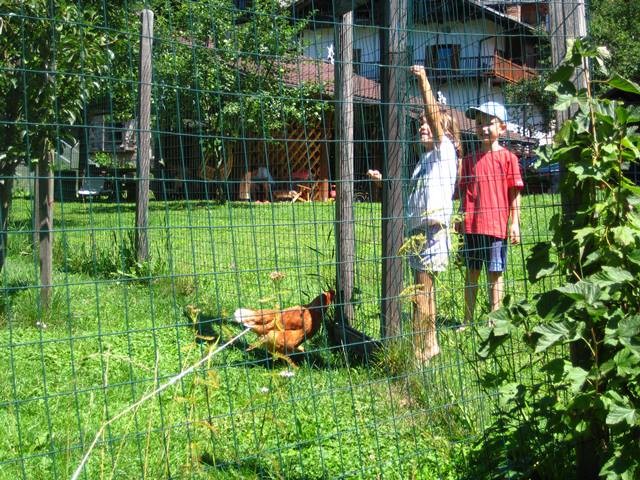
[464,269,481,325]
[488,271,504,312]
[413,271,439,361]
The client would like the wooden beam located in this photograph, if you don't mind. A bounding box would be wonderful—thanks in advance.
[549,0,588,124]
[136,9,153,262]
[380,0,407,340]
[550,3,600,479]
[36,148,54,309]
[335,10,355,324]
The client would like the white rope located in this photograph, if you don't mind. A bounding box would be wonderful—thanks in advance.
[70,327,252,480]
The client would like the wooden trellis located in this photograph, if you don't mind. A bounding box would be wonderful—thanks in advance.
[230,120,333,201]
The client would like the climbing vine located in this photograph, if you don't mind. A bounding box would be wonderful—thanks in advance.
[467,39,640,480]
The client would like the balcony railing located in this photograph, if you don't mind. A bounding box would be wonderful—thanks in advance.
[427,54,537,83]
[354,53,537,84]
[488,52,538,83]
[426,56,492,80]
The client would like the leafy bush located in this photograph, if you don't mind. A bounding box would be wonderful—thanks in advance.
[467,40,640,480]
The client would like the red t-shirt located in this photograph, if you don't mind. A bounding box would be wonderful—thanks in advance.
[459,147,524,239]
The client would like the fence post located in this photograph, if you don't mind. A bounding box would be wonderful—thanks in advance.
[0,175,12,273]
[136,9,153,262]
[36,147,54,309]
[380,0,406,340]
[550,2,602,478]
[335,10,355,324]
[549,1,589,124]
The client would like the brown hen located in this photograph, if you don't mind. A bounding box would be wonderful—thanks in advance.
[233,290,335,365]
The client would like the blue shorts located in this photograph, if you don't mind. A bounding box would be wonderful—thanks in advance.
[462,234,507,272]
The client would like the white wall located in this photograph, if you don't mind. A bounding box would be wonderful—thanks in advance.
[302,26,379,63]
[409,19,499,62]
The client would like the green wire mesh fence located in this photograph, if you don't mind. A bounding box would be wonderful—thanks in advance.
[0,1,582,478]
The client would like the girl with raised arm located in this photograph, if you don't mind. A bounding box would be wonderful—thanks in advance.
[368,65,461,362]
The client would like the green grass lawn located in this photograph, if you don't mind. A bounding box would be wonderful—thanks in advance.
[0,194,561,479]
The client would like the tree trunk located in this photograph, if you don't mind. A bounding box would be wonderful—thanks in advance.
[36,150,54,309]
[0,174,14,273]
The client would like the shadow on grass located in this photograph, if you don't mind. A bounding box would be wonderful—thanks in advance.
[199,451,273,478]
[1,279,33,298]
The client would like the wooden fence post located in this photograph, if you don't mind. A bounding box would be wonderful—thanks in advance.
[549,0,588,124]
[36,147,54,309]
[380,0,406,340]
[335,10,355,324]
[136,9,153,262]
[550,2,601,479]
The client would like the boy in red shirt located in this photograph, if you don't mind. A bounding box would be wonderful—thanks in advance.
[459,101,523,325]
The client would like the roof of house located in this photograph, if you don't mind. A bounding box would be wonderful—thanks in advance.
[281,57,380,102]
[480,0,547,4]
[461,0,542,32]
[290,0,543,33]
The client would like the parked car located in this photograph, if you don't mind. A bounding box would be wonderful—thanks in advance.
[520,156,560,194]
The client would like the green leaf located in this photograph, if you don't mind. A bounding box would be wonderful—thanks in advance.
[621,136,640,159]
[612,226,637,246]
[598,266,635,285]
[548,65,575,83]
[549,81,579,111]
[600,449,639,480]
[540,357,565,381]
[526,242,556,283]
[554,94,577,111]
[573,226,596,243]
[479,370,510,389]
[548,144,578,159]
[565,365,589,393]
[536,289,574,321]
[614,348,640,376]
[487,313,513,337]
[498,382,523,406]
[533,321,575,353]
[617,315,640,355]
[476,323,512,359]
[573,110,592,133]
[540,358,588,393]
[609,75,640,95]
[628,249,640,267]
[557,281,603,305]
[606,399,638,426]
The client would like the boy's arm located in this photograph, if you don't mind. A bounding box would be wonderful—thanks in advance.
[508,188,521,244]
[410,65,444,141]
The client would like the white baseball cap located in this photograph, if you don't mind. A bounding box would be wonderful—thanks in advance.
[465,101,508,123]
